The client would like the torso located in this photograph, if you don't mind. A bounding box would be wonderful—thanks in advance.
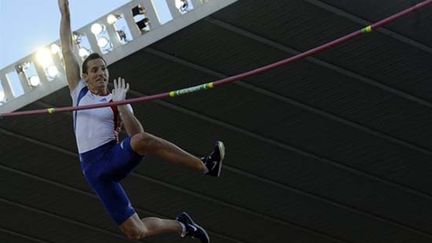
[71,80,118,154]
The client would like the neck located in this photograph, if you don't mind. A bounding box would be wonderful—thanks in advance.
[89,87,108,96]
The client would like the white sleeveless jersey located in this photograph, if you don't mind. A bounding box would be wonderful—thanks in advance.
[71,80,122,153]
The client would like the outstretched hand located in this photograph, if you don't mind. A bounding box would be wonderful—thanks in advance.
[112,77,130,102]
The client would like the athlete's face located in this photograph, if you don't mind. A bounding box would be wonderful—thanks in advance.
[83,58,109,95]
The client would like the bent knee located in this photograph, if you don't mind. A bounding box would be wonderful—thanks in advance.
[131,132,164,155]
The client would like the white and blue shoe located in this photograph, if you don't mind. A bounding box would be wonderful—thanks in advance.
[176,212,210,243]
[202,141,225,177]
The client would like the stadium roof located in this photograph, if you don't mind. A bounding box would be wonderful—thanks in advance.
[1,1,432,242]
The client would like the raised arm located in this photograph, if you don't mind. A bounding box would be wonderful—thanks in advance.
[58,0,81,91]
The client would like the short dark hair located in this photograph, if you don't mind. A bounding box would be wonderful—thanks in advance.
[82,53,107,74]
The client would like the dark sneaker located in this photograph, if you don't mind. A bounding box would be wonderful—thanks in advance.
[176,212,210,243]
[203,141,225,177]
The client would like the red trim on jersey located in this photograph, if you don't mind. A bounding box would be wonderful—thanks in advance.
[109,100,121,143]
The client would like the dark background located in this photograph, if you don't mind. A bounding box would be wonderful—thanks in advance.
[1,1,432,242]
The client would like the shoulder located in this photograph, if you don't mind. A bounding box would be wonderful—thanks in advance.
[70,80,87,96]
[70,80,89,106]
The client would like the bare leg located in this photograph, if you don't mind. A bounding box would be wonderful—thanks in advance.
[141,217,182,237]
[130,132,207,173]
[120,213,182,240]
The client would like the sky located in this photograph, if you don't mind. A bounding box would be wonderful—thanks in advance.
[0,0,133,69]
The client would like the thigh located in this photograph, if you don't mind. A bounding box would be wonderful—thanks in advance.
[84,173,136,225]
[109,136,144,181]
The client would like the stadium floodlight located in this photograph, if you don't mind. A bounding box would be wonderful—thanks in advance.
[29,75,41,87]
[15,62,29,73]
[97,37,111,48]
[35,48,54,68]
[50,44,61,54]
[0,90,5,102]
[176,0,190,13]
[72,32,92,58]
[79,47,91,58]
[34,47,59,81]
[107,14,121,25]
[46,66,59,79]
[91,23,105,35]
[90,22,113,53]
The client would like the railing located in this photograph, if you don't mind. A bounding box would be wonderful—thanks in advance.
[0,0,237,113]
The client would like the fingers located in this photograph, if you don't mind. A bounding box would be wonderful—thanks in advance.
[121,77,126,90]
[112,77,129,101]
[114,77,129,91]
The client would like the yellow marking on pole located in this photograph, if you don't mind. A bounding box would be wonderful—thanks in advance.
[361,25,372,33]
[47,108,55,114]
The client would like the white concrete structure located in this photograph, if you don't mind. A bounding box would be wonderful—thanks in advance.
[0,0,236,113]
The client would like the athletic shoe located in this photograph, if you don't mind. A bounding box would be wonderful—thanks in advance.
[202,141,225,177]
[176,212,210,243]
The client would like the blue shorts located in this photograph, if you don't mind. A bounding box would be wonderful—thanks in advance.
[79,137,143,225]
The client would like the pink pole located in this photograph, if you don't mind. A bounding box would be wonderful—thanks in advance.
[1,0,431,118]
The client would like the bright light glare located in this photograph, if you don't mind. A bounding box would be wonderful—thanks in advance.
[107,14,119,25]
[175,0,190,10]
[0,90,5,102]
[46,66,59,79]
[79,47,91,58]
[97,37,110,48]
[51,44,61,54]
[36,48,54,67]
[29,76,41,87]
[175,0,183,8]
[91,23,105,35]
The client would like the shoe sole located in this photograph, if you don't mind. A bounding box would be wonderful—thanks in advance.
[181,212,210,243]
[215,141,225,177]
